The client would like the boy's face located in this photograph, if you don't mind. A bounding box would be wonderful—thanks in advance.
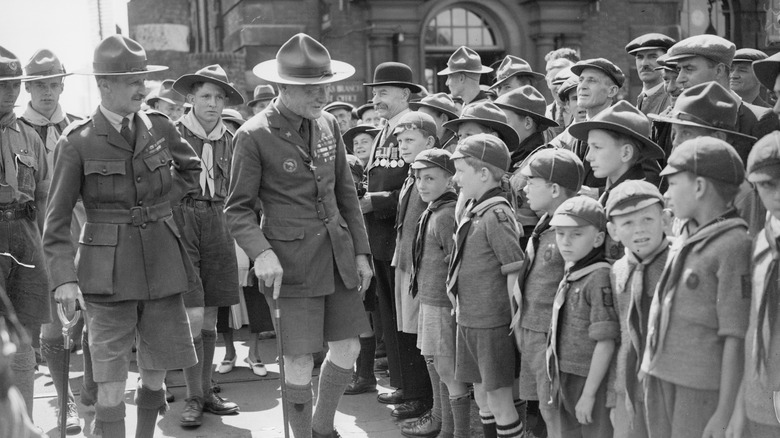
[415,167,452,203]
[564,90,586,123]
[523,176,556,212]
[26,78,63,116]
[555,224,605,264]
[608,204,667,260]
[453,158,482,199]
[352,133,373,163]
[189,82,226,128]
[664,171,697,219]
[755,177,780,220]
[456,121,492,142]
[397,129,432,163]
[585,129,626,180]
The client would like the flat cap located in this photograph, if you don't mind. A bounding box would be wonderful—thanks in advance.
[520,148,584,193]
[746,131,780,182]
[654,53,677,72]
[605,180,664,218]
[550,196,607,230]
[625,33,676,55]
[660,136,745,185]
[451,133,511,172]
[571,58,626,88]
[412,148,456,174]
[732,48,768,63]
[393,111,438,137]
[666,34,735,66]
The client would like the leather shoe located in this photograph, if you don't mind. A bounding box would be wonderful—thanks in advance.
[400,409,441,437]
[377,389,404,404]
[166,389,175,403]
[392,399,432,419]
[344,377,377,395]
[374,357,389,373]
[203,391,240,415]
[312,428,343,438]
[180,396,204,428]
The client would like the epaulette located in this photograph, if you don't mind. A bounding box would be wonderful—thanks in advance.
[61,117,92,137]
[144,108,171,120]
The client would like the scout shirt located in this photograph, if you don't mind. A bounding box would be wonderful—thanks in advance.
[176,112,233,201]
[599,164,647,261]
[225,99,370,298]
[43,107,201,302]
[392,170,428,274]
[412,191,457,308]
[636,81,670,117]
[20,102,81,171]
[519,214,566,333]
[641,209,752,390]
[0,112,48,210]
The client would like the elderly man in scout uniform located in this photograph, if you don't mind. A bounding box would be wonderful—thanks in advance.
[439,46,493,110]
[489,55,545,98]
[171,64,243,427]
[625,33,676,115]
[409,92,460,151]
[146,79,186,121]
[0,45,49,423]
[362,62,434,417]
[730,48,770,108]
[225,33,372,438]
[18,48,85,434]
[43,35,201,438]
[247,84,276,115]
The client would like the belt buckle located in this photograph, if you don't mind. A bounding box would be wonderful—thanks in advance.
[3,209,13,221]
[130,206,145,226]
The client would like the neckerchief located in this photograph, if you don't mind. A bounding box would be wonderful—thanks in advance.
[0,112,19,192]
[598,164,646,207]
[396,170,415,230]
[755,220,780,378]
[509,212,554,332]
[21,103,66,154]
[181,110,226,197]
[409,190,457,297]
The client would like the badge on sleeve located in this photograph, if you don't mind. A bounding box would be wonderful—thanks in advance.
[684,269,699,290]
[602,286,614,307]
[494,208,509,223]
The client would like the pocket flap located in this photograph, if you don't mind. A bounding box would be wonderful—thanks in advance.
[79,223,119,246]
[143,149,172,172]
[85,160,126,176]
[264,226,305,242]
[15,153,37,169]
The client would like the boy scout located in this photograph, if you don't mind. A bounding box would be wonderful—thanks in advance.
[726,132,780,437]
[439,46,493,109]
[171,64,243,427]
[493,85,558,165]
[641,137,751,438]
[0,45,49,423]
[489,55,545,98]
[226,33,373,438]
[146,79,186,121]
[624,33,676,115]
[730,48,769,107]
[604,181,670,438]
[43,35,201,438]
[409,93,459,151]
[247,84,275,115]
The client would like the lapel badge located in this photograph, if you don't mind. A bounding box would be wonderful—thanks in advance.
[283,158,297,173]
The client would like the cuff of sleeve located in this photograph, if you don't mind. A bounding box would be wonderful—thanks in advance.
[589,321,620,341]
[51,276,78,293]
[717,328,748,339]
[500,260,524,275]
[247,242,274,261]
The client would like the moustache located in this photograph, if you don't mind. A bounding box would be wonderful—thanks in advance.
[639,67,655,73]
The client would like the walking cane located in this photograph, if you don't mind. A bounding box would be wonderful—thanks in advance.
[56,301,81,438]
[272,298,290,438]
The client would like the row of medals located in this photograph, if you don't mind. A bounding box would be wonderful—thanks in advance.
[372,144,406,168]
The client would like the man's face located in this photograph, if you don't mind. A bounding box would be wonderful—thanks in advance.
[634,49,665,85]
[564,89,587,123]
[495,75,532,97]
[415,167,452,203]
[675,56,718,90]
[609,204,666,260]
[361,108,382,127]
[664,171,697,219]
[25,78,63,115]
[153,100,184,121]
[282,84,328,119]
[100,74,147,116]
[352,132,373,163]
[372,86,407,119]
[577,68,615,109]
[661,69,682,104]
[729,62,760,95]
[670,123,717,148]
[397,129,431,164]
[329,108,352,132]
[251,99,270,115]
[0,80,21,115]
[445,73,466,97]
[189,82,226,129]
[555,225,604,264]
[546,59,572,94]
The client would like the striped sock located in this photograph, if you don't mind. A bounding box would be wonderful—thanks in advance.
[480,412,497,438]
[496,417,523,437]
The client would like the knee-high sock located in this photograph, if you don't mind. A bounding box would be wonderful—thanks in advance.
[496,417,523,438]
[426,360,442,422]
[480,412,497,438]
[40,337,76,410]
[450,394,471,438]
[312,359,352,435]
[11,343,36,417]
[286,382,313,438]
[439,381,453,435]
[81,327,98,406]
[134,383,167,438]
[183,335,204,399]
[93,402,126,437]
[201,330,217,393]
[514,399,527,432]
[358,336,376,380]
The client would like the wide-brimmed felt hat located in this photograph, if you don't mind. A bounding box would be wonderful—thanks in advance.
[443,102,520,152]
[571,58,625,88]
[147,79,186,106]
[323,101,355,113]
[666,34,735,66]
[174,64,244,106]
[494,86,557,127]
[437,46,492,75]
[254,33,354,85]
[625,33,676,55]
[81,35,167,76]
[648,82,755,141]
[409,93,459,120]
[733,48,768,64]
[0,46,38,82]
[489,55,545,89]
[247,84,276,107]
[364,62,424,93]
[570,100,664,161]
[23,49,71,81]
[221,108,245,126]
[342,124,380,148]
[752,52,780,90]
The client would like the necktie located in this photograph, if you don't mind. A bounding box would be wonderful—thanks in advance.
[120,117,134,146]
[636,92,646,111]
[200,142,214,196]
[446,199,476,297]
[754,225,780,376]
[300,119,310,146]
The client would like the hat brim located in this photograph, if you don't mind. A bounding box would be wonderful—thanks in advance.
[608,197,663,217]
[173,74,245,106]
[0,74,39,82]
[443,117,520,152]
[254,59,355,85]
[568,120,665,161]
[493,102,559,128]
[363,80,424,94]
[627,46,670,55]
[659,163,684,177]
[570,64,623,87]
[247,96,274,107]
[22,72,73,82]
[748,166,780,182]
[753,59,780,90]
[647,112,757,141]
[549,214,591,227]
[324,104,354,113]
[222,116,245,126]
[489,71,546,89]
[76,64,168,76]
[408,101,459,120]
[437,66,493,75]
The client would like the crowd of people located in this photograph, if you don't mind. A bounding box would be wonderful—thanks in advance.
[0,25,780,438]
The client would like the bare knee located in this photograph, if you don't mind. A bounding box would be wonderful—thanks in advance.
[202,306,218,331]
[186,307,204,336]
[284,354,314,385]
[139,369,167,391]
[485,386,518,423]
[327,337,360,368]
[98,381,126,406]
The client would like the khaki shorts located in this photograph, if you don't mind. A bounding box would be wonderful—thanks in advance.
[517,327,547,401]
[417,303,456,358]
[455,324,516,391]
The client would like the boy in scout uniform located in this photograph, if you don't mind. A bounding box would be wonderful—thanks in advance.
[171,64,243,427]
[439,46,493,109]
[489,55,545,98]
[146,79,186,121]
[604,181,670,438]
[43,35,201,437]
[247,84,276,115]
[409,93,460,151]
[730,48,770,107]
[625,33,676,116]
[0,45,50,423]
[641,137,751,438]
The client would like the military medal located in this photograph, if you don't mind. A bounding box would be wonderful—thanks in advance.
[397,158,405,167]
[380,158,388,167]
[390,160,397,168]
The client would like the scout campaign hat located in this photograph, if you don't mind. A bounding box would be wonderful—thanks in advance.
[569,100,665,161]
[324,101,355,114]
[364,62,425,94]
[571,58,626,88]
[550,195,607,230]
[355,102,376,119]
[625,33,676,55]
[665,34,735,66]
[490,55,545,90]
[605,180,665,218]
[437,46,493,75]
[221,108,245,127]
[752,52,780,90]
[174,64,244,106]
[393,111,438,138]
[451,132,511,171]
[412,148,455,174]
[247,84,276,107]
[443,102,520,152]
[254,33,354,85]
[409,93,459,121]
[647,82,755,141]
[746,131,780,182]
[733,48,768,64]
[660,136,745,185]
[0,46,38,82]
[343,124,380,151]
[23,49,71,81]
[82,35,167,75]
[147,79,186,107]
[493,85,558,128]
[520,147,584,193]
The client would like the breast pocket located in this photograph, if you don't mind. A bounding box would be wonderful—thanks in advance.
[263,225,306,285]
[15,153,38,195]
[84,160,126,203]
[77,222,118,295]
[142,147,173,197]
[215,155,230,197]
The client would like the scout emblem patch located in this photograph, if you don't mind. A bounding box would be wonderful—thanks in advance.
[684,269,699,290]
[283,158,297,173]
[602,286,613,307]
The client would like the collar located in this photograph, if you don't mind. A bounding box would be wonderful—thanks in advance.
[730,89,744,104]
[641,81,664,96]
[626,237,670,266]
[22,102,66,126]
[276,98,305,132]
[99,105,134,132]
[606,163,645,189]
